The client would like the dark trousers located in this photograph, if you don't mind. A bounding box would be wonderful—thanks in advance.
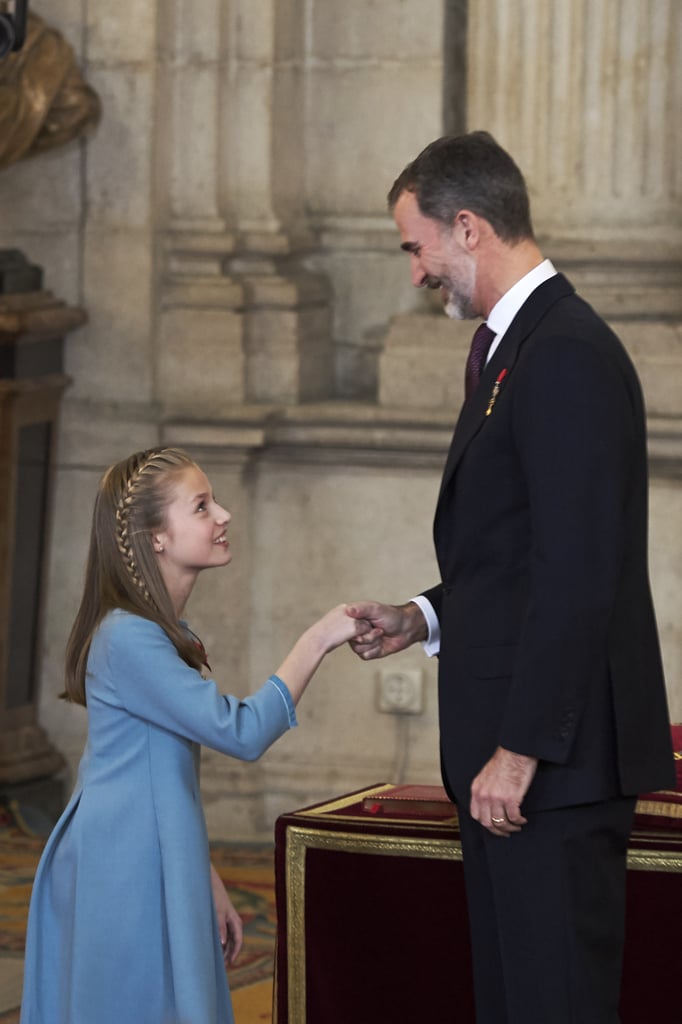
[457,796,636,1024]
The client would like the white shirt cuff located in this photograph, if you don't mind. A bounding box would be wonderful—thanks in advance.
[410,595,441,657]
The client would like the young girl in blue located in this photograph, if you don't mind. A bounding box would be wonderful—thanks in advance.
[21,447,365,1024]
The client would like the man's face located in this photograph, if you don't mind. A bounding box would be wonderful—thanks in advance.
[393,190,478,320]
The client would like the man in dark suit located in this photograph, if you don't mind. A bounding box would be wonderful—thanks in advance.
[348,132,674,1023]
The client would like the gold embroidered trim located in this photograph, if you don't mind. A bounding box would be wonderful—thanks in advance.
[285,825,463,1022]
[635,798,682,820]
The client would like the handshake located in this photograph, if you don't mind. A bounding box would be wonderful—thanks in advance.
[314,599,429,661]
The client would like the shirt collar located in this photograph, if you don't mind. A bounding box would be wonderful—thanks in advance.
[486,259,557,342]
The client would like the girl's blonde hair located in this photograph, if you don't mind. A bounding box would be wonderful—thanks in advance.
[64,447,206,705]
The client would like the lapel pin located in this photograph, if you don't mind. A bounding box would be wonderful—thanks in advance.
[485,369,508,416]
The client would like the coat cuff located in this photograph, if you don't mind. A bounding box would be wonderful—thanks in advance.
[267,674,298,728]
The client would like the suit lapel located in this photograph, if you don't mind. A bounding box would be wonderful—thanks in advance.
[436,274,575,507]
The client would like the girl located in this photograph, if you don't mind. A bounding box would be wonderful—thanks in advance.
[20,447,366,1024]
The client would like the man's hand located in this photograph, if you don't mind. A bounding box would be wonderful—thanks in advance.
[346,600,427,660]
[470,746,538,837]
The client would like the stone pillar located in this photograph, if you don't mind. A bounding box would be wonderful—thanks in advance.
[235,257,333,404]
[158,238,334,413]
[381,0,682,416]
[300,0,449,396]
[156,0,226,235]
[467,0,680,248]
[221,0,283,243]
[155,0,335,413]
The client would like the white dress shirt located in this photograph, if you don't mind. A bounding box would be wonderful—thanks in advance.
[413,259,558,656]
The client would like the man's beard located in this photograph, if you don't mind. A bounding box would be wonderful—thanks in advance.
[425,259,477,320]
[443,286,477,320]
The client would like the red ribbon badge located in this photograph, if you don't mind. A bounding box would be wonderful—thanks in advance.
[485,368,508,417]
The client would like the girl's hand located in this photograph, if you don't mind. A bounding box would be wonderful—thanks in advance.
[313,604,372,653]
[210,863,243,965]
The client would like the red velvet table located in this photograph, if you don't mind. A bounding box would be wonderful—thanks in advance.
[274,784,682,1024]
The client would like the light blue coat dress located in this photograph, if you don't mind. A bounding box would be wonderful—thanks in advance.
[20,610,296,1024]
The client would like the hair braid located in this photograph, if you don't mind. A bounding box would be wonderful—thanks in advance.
[114,451,161,607]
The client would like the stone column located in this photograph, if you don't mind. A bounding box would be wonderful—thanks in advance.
[467,0,681,248]
[382,0,682,414]
[49,0,162,467]
[156,0,334,414]
[300,0,449,396]
[156,0,226,235]
[154,0,243,415]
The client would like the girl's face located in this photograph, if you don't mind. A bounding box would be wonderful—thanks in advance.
[153,466,231,591]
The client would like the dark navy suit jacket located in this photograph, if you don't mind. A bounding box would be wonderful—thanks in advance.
[424,273,674,811]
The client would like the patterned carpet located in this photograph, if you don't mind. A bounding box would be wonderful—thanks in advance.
[0,807,277,1022]
[210,841,278,990]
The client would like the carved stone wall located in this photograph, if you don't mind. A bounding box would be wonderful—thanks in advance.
[467,0,681,247]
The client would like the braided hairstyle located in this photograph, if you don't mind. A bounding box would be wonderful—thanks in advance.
[64,447,208,705]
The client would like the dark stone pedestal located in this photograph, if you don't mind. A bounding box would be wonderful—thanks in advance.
[0,251,86,802]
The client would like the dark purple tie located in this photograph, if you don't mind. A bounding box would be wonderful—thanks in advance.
[464,322,496,400]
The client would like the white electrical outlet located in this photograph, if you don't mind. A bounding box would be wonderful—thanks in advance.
[377,668,424,714]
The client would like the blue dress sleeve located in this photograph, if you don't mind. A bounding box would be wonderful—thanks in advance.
[91,611,297,761]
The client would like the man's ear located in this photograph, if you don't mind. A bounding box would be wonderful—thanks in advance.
[453,209,482,250]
